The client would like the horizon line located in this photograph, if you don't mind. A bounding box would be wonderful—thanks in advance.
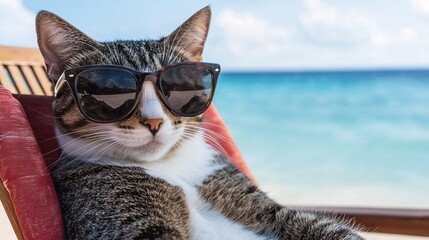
[221,66,429,74]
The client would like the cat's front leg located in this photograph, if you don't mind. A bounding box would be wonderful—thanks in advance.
[272,208,365,240]
[199,157,365,240]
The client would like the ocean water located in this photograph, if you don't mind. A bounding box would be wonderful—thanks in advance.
[213,70,429,209]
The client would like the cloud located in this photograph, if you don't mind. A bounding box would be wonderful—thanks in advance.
[411,0,429,15]
[0,0,36,47]
[400,27,418,42]
[300,0,388,47]
[214,9,289,57]
[206,2,429,70]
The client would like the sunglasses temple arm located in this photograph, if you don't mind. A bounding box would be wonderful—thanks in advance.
[54,73,67,97]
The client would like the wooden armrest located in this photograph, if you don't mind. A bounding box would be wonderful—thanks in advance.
[295,206,429,237]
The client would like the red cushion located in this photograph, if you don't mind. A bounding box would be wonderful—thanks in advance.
[0,86,65,240]
[13,95,61,168]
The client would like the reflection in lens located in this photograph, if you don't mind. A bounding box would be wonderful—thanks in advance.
[76,68,137,122]
[159,65,212,115]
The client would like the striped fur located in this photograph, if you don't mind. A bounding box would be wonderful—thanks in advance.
[37,7,365,240]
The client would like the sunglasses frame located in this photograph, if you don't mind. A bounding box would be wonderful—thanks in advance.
[54,62,221,123]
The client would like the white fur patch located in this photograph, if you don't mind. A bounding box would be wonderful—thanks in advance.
[144,133,263,240]
[140,81,164,120]
[191,209,265,240]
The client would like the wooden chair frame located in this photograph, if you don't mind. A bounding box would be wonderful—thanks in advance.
[0,46,52,96]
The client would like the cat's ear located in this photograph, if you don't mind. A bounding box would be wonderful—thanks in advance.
[36,10,101,82]
[164,6,211,62]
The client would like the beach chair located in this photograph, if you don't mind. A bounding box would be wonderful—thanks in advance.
[0,46,428,239]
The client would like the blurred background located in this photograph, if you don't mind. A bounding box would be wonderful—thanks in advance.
[1,0,429,239]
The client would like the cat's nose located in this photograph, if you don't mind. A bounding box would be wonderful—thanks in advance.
[141,118,164,135]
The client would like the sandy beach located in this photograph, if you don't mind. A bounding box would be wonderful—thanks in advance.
[1,203,15,239]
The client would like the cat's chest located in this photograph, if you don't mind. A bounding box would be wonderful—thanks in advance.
[143,153,263,240]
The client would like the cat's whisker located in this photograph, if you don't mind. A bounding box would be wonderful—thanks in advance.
[190,121,229,131]
[180,131,235,181]
[188,126,232,143]
[184,121,230,133]
[39,124,116,143]
[49,139,111,174]
[86,141,121,164]
[15,102,62,120]
[180,128,233,166]
[65,138,118,164]
[43,135,106,158]
[178,128,226,155]
[43,130,113,154]
[50,135,108,160]
[49,135,112,167]
[203,135,229,156]
[183,130,230,159]
[43,133,110,153]
[40,127,112,143]
[183,124,233,144]
[65,141,123,176]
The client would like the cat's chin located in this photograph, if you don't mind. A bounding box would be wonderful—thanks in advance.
[130,141,173,162]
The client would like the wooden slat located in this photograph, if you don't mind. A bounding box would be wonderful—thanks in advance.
[294,206,429,237]
[33,65,53,96]
[0,46,44,63]
[21,66,44,95]
[0,65,18,93]
[7,65,31,94]
[0,181,25,240]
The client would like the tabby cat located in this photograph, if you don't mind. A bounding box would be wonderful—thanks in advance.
[36,6,365,240]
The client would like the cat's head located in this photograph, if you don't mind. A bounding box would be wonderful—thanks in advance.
[36,7,213,164]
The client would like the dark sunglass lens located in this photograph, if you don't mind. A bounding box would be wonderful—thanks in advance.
[159,65,213,116]
[75,68,137,122]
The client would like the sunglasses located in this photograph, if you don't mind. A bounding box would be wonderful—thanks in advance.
[54,62,221,123]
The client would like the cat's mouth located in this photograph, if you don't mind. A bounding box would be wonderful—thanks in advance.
[120,133,163,147]
[131,140,163,150]
[127,139,174,162]
[130,137,172,153]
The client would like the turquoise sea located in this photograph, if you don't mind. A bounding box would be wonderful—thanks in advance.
[213,70,429,209]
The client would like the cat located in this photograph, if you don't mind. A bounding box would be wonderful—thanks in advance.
[36,6,365,240]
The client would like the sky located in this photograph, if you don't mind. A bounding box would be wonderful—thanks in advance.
[1,0,429,71]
